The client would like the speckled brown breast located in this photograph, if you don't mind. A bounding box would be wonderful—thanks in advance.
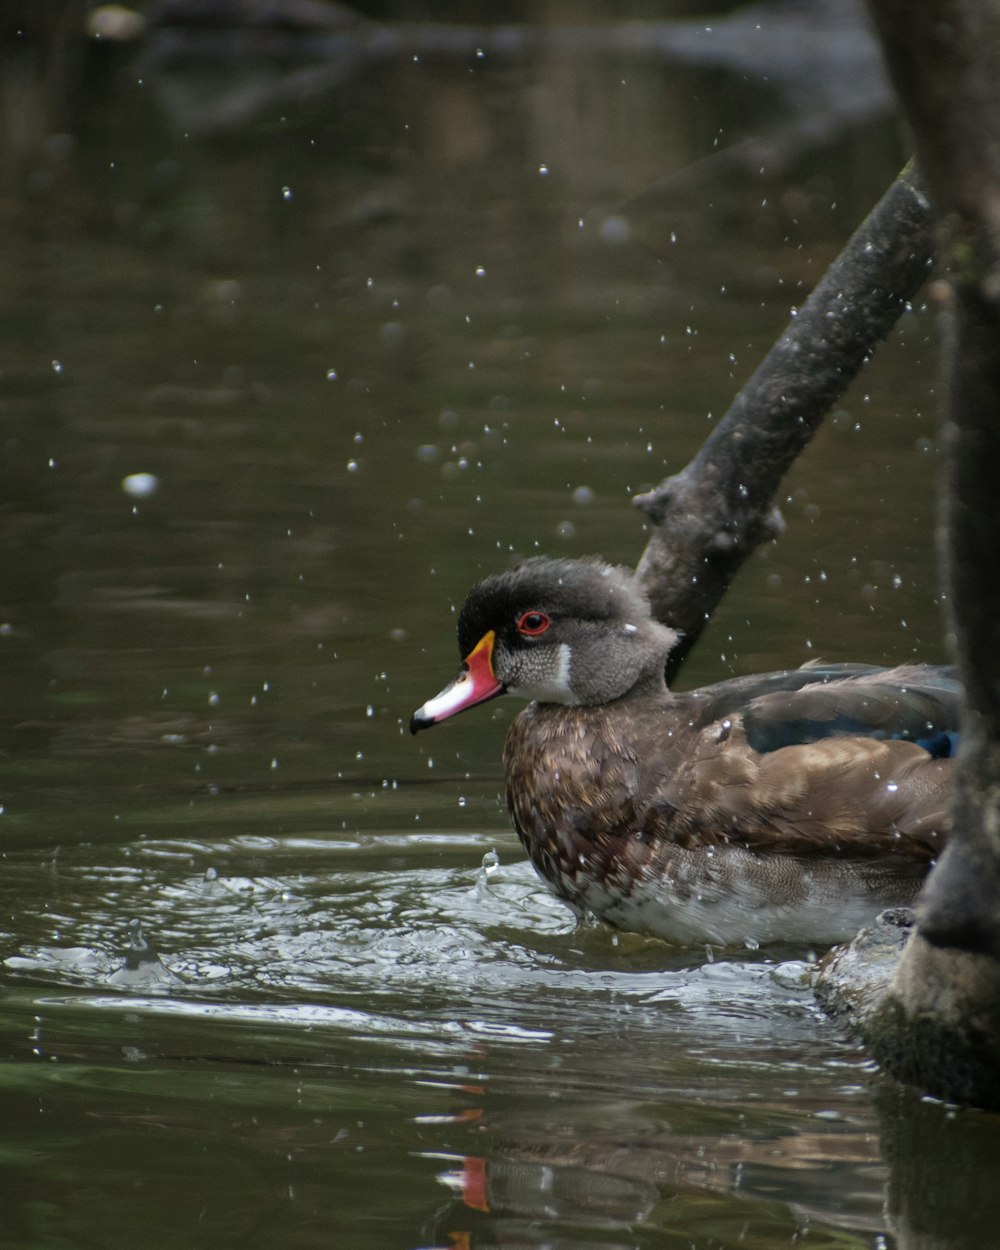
[503,699,668,914]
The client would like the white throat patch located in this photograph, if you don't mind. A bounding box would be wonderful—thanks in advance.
[507,642,578,705]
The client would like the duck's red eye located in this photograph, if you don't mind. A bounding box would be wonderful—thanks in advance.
[516,611,551,637]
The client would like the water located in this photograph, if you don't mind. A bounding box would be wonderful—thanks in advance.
[0,8,994,1249]
[0,838,875,1248]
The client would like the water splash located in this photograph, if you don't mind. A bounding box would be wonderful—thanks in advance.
[107,918,180,991]
[474,849,500,899]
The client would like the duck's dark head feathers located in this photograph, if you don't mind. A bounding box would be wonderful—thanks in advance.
[457,556,652,655]
[456,556,679,707]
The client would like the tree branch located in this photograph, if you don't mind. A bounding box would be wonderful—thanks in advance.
[633,160,933,679]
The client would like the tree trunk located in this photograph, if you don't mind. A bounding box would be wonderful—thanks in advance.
[857,0,1000,1107]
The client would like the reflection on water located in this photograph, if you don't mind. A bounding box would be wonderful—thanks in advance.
[0,4,982,1249]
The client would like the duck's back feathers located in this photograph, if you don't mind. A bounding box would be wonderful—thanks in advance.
[648,720,950,861]
[628,662,957,860]
[733,663,960,757]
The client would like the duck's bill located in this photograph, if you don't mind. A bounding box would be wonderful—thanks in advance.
[409,630,503,733]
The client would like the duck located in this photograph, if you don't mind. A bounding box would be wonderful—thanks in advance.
[410,556,960,947]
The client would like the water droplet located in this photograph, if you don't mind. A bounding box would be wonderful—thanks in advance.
[122,472,159,499]
[599,215,630,245]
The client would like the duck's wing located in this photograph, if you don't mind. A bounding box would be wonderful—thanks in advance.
[679,663,960,751]
[644,664,959,859]
[739,663,961,758]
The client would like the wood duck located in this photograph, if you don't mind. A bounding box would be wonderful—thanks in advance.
[410,556,960,947]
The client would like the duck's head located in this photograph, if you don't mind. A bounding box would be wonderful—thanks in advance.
[410,556,678,733]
